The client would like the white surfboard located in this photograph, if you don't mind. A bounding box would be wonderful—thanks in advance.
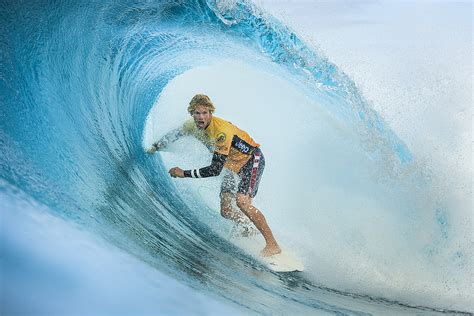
[230,231,304,272]
[261,251,305,272]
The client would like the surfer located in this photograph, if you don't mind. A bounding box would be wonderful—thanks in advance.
[147,94,281,257]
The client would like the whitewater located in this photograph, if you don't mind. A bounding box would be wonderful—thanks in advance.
[1,0,472,315]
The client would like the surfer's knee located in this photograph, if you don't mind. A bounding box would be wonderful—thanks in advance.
[220,205,234,219]
[236,195,251,212]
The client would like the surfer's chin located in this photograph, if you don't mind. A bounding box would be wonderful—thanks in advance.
[196,122,207,129]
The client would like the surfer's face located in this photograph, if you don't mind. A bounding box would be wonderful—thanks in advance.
[192,105,212,129]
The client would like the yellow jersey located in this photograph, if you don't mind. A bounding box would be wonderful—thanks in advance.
[182,116,260,173]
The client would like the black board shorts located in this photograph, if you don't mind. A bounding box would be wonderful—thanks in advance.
[220,148,265,198]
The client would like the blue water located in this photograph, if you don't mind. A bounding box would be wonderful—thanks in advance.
[1,0,471,315]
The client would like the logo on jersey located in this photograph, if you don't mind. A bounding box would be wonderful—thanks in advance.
[216,133,226,143]
[235,140,250,153]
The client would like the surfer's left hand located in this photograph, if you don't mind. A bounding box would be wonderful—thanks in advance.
[169,167,184,178]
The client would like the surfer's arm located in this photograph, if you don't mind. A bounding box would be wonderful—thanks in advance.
[183,152,227,178]
[148,128,186,153]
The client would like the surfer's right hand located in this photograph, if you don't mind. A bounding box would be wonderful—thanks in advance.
[146,143,160,154]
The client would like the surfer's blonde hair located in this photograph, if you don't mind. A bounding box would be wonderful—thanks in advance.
[188,94,215,115]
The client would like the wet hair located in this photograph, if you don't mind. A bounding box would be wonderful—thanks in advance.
[187,94,215,115]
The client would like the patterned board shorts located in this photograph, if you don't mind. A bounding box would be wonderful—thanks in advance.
[220,148,265,198]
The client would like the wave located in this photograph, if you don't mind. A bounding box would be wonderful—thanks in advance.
[1,0,471,314]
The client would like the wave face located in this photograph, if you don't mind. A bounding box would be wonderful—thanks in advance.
[1,0,471,314]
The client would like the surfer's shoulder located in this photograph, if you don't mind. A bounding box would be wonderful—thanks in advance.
[182,118,196,134]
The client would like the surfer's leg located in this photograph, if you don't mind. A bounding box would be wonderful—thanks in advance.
[236,194,281,257]
[220,192,245,223]
[220,171,248,223]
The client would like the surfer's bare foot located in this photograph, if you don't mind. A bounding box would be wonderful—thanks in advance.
[260,244,281,257]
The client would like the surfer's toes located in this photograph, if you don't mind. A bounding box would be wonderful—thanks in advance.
[260,245,282,257]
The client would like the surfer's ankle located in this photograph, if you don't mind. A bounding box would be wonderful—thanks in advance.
[261,244,281,257]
